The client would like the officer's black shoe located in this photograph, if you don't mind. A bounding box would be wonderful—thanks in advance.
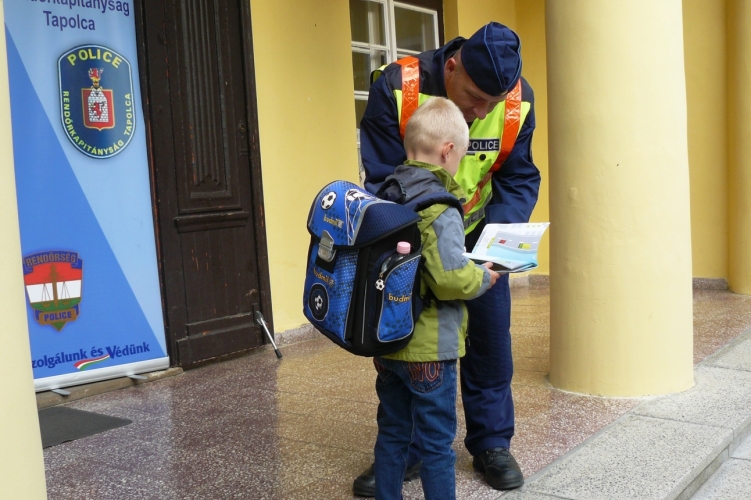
[352,462,422,497]
[472,447,524,490]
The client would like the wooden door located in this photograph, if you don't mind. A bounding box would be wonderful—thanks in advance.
[136,0,273,366]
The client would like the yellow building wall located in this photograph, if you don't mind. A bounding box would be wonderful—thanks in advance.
[250,0,359,332]
[683,0,728,279]
[445,0,517,38]
[726,0,751,293]
[0,2,47,496]
[515,0,550,275]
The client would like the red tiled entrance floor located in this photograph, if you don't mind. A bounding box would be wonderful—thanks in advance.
[43,286,751,499]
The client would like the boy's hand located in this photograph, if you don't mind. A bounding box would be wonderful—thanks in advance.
[483,262,501,287]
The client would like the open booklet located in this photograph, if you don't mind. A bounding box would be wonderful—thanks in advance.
[464,222,550,274]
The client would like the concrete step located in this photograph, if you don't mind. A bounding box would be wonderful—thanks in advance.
[503,329,751,500]
[689,432,751,499]
[35,367,183,409]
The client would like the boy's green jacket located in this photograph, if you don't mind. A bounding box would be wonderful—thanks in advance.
[377,160,491,362]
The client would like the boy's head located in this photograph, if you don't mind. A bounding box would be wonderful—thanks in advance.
[404,97,469,176]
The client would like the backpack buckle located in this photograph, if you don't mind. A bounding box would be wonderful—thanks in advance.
[318,230,336,262]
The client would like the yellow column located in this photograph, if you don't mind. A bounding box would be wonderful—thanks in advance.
[728,0,751,294]
[546,0,694,396]
[0,4,48,498]
[683,0,728,281]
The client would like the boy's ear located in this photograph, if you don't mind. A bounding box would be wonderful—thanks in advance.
[442,142,455,160]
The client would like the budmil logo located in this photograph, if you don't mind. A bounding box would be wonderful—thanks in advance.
[59,45,136,158]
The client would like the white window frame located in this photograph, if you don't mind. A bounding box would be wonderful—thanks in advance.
[391,2,440,59]
[351,0,439,139]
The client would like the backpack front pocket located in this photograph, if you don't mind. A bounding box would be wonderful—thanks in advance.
[369,250,421,343]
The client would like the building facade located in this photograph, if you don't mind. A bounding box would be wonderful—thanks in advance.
[3,0,749,496]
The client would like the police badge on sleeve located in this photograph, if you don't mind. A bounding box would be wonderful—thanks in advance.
[58,45,136,158]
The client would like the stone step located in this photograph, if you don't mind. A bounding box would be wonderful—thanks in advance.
[502,330,751,500]
[689,432,751,499]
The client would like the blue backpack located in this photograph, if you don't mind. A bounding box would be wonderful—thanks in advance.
[303,180,461,357]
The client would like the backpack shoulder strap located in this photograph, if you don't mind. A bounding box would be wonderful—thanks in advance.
[402,189,462,314]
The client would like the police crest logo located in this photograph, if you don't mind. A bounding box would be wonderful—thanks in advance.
[23,251,83,332]
[83,68,114,130]
[58,45,135,158]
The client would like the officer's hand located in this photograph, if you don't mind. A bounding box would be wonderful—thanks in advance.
[483,262,500,287]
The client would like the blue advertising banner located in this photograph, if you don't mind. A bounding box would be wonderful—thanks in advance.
[3,0,169,391]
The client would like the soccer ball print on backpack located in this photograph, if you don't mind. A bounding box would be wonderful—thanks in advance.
[303,181,423,357]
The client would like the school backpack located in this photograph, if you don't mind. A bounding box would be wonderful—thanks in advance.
[303,180,462,357]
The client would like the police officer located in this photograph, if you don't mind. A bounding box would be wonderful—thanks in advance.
[354,22,540,495]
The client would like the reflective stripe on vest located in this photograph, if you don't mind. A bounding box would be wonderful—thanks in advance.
[396,57,420,139]
[457,84,529,233]
[461,79,522,214]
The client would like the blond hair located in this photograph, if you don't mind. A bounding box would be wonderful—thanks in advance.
[404,97,469,156]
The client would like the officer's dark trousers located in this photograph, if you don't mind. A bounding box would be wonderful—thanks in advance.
[405,274,514,465]
[461,273,514,454]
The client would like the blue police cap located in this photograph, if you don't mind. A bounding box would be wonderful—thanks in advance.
[461,22,522,96]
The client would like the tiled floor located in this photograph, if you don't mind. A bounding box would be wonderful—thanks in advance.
[43,286,751,499]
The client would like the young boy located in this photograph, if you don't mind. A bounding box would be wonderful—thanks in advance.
[372,97,500,500]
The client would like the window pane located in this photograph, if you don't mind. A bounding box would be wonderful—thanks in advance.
[355,99,368,129]
[350,0,386,45]
[394,6,436,52]
[352,50,388,92]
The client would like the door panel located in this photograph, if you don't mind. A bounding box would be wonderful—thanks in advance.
[173,0,245,212]
[136,0,272,366]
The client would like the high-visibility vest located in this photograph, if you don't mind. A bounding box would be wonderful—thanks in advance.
[381,56,531,234]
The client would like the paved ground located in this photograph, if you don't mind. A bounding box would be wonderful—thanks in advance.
[40,285,751,499]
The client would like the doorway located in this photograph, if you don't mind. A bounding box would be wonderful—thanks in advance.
[135,0,273,366]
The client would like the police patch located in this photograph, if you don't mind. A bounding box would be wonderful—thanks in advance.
[58,45,136,158]
[467,138,500,154]
[23,251,83,332]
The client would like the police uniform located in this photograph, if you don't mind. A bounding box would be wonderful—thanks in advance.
[359,22,540,492]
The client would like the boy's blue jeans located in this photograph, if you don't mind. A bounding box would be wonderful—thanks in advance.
[373,357,457,500]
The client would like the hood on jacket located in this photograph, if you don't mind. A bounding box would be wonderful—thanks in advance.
[376,164,445,204]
